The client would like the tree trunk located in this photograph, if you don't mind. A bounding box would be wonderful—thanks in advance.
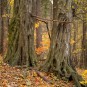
[0,0,8,54]
[36,0,42,48]
[40,0,83,87]
[72,20,78,67]
[0,0,3,54]
[2,0,8,54]
[81,14,87,69]
[4,0,36,67]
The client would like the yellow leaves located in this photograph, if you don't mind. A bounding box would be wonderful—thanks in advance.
[80,81,84,84]
[83,70,87,75]
[80,81,87,84]
[9,0,14,6]
[80,70,87,85]
[35,22,39,28]
[70,39,75,45]
[33,71,38,77]
[82,70,87,79]
[35,22,40,28]
[73,48,82,54]
[82,70,87,76]
[10,0,13,6]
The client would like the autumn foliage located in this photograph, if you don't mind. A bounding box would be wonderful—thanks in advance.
[35,22,50,55]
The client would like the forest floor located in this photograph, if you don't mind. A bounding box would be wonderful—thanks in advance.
[0,64,73,87]
[0,56,87,87]
[0,63,74,87]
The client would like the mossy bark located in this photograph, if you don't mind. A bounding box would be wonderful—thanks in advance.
[40,0,84,87]
[4,0,36,67]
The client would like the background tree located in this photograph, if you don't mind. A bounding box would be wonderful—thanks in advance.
[72,0,87,68]
[0,0,8,54]
[35,0,42,49]
[0,0,3,54]
[71,19,78,67]
[81,14,87,69]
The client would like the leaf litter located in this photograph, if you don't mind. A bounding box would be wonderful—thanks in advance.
[0,63,73,87]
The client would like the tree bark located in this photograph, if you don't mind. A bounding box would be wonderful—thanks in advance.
[40,0,83,87]
[4,0,36,67]
[36,0,42,48]
[81,14,87,69]
[0,0,8,54]
[72,20,78,67]
[0,0,4,54]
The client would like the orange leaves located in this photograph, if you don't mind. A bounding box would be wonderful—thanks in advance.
[36,46,47,54]
[2,79,8,87]
[34,21,50,55]
[36,32,50,55]
[0,64,26,87]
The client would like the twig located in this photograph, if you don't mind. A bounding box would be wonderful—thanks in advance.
[31,14,72,23]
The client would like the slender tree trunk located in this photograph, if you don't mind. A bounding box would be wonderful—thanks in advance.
[72,20,78,67]
[0,0,8,54]
[36,0,42,48]
[4,0,36,67]
[2,0,8,54]
[0,0,3,54]
[40,0,83,87]
[81,14,87,69]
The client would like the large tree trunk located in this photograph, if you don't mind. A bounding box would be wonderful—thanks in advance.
[4,0,36,67]
[40,0,83,87]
